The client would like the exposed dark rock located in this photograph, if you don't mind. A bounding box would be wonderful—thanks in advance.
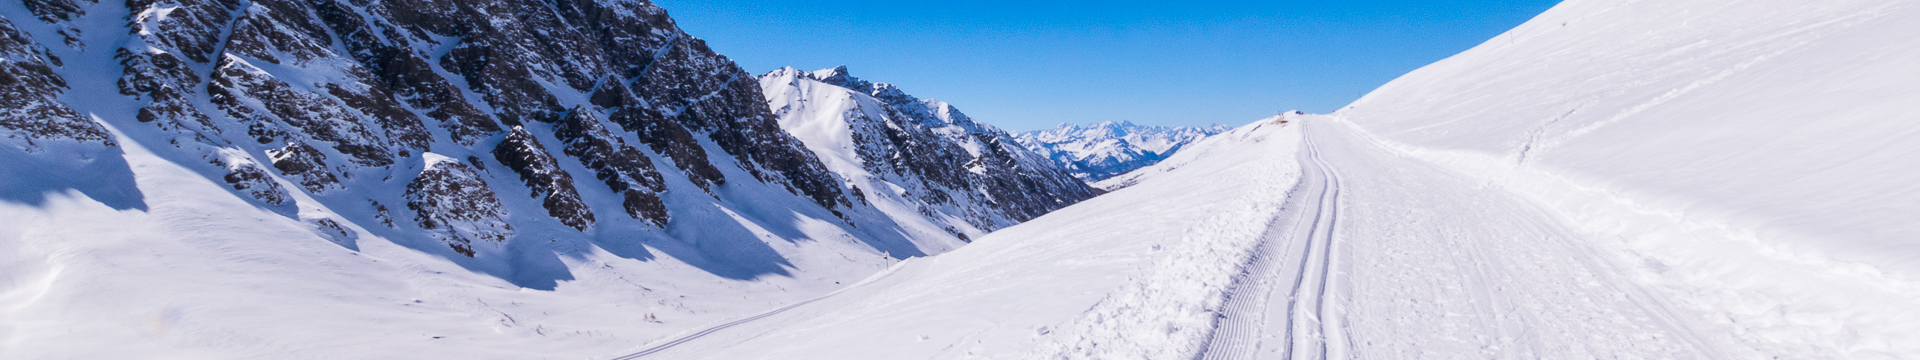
[594,76,725,190]
[406,155,513,257]
[492,128,595,231]
[0,16,110,150]
[115,50,217,136]
[12,0,1080,267]
[209,55,394,168]
[440,37,566,127]
[764,67,1098,226]
[22,0,89,23]
[213,154,292,206]
[266,141,341,193]
[308,218,357,244]
[681,74,848,211]
[370,200,396,228]
[553,107,671,226]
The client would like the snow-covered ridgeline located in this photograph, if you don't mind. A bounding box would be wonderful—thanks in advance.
[759,66,1098,233]
[1014,121,1229,183]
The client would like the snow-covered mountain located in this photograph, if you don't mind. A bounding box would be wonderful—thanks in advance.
[1013,121,1227,183]
[0,0,1091,357]
[759,66,1097,234]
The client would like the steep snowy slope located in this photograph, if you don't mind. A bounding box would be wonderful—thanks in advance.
[758,66,1097,236]
[1339,0,1920,355]
[1014,121,1228,183]
[0,0,1084,358]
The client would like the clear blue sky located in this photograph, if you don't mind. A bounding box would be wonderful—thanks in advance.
[653,0,1564,131]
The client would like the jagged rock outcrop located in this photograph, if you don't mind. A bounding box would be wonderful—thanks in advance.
[553,107,671,226]
[4,0,865,255]
[493,127,594,231]
[407,153,512,257]
[0,15,108,151]
[1015,121,1229,182]
[211,148,292,206]
[760,66,1098,232]
[4,0,1082,265]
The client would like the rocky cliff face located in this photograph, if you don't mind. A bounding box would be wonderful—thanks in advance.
[759,67,1098,235]
[0,14,108,152]
[1015,121,1229,182]
[0,0,1071,270]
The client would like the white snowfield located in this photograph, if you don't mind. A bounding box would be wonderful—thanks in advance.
[4,0,1919,358]
[605,0,1920,358]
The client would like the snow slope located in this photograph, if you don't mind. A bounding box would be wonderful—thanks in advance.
[1339,0,1920,355]
[608,116,1304,359]
[1014,121,1228,183]
[0,0,1088,358]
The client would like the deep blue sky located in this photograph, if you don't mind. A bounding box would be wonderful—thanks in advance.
[654,0,1563,131]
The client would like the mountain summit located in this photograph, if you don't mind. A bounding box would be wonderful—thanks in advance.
[759,66,1097,232]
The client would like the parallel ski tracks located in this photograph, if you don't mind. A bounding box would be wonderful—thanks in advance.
[1197,122,1349,360]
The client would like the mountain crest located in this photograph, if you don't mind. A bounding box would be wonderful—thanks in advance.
[760,66,1098,233]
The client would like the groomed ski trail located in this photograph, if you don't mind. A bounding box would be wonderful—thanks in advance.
[1196,117,1735,359]
[1196,122,1349,360]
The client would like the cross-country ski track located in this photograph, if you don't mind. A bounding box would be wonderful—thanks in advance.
[1192,118,1735,359]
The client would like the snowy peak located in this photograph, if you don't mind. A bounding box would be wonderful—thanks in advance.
[804,65,872,90]
[759,66,1098,230]
[1014,121,1230,183]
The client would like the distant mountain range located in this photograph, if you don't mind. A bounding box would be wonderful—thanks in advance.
[1014,121,1230,183]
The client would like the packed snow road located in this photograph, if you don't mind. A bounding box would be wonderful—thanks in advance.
[1196,119,1734,359]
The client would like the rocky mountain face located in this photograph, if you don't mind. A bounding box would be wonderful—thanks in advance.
[759,66,1098,235]
[1014,121,1229,182]
[0,0,1081,275]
